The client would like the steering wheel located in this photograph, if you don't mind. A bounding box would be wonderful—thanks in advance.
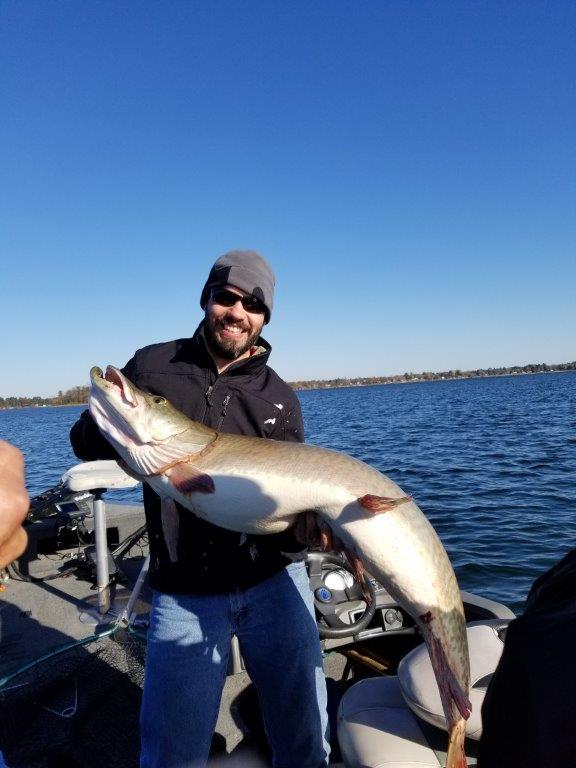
[306,551,377,639]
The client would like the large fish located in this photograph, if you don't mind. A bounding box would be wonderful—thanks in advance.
[89,365,471,767]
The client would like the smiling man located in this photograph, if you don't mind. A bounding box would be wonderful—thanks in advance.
[70,250,330,768]
[200,251,271,367]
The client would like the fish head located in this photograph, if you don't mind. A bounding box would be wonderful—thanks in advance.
[89,366,191,448]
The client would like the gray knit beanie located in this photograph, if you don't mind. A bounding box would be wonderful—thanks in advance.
[200,250,275,323]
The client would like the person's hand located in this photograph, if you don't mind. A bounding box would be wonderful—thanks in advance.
[0,441,29,568]
[294,511,343,551]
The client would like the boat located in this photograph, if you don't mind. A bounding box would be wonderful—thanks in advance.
[0,461,515,768]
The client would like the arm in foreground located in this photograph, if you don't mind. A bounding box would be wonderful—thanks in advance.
[0,441,29,568]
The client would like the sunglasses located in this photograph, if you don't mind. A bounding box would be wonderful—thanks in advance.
[211,288,266,315]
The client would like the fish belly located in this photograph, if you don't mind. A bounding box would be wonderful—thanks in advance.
[148,471,349,535]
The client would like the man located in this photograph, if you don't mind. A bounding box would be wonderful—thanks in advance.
[70,250,330,768]
[0,440,29,569]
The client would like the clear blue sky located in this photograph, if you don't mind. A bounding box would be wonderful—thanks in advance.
[1,1,575,398]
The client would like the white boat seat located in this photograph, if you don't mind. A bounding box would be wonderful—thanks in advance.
[337,620,509,768]
[338,675,446,767]
[61,460,139,492]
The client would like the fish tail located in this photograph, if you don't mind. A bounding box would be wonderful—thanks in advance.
[424,628,469,767]
[426,628,471,721]
[446,718,467,768]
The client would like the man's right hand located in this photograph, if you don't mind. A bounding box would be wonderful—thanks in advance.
[294,511,343,552]
[0,441,29,568]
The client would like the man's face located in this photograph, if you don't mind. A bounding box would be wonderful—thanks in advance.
[204,284,266,362]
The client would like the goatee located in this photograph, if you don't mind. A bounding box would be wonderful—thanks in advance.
[204,319,261,361]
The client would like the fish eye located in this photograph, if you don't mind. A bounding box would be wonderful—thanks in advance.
[153,396,167,405]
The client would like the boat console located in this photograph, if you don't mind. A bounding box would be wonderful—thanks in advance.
[309,548,515,651]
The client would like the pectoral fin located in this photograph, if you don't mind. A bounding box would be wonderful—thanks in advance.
[344,546,371,603]
[166,463,215,495]
[358,494,412,513]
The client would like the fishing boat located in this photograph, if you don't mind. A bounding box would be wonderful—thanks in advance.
[0,460,515,768]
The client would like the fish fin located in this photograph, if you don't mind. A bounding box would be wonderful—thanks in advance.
[116,458,143,482]
[446,719,468,768]
[344,547,371,603]
[160,497,180,563]
[358,493,412,513]
[166,463,215,495]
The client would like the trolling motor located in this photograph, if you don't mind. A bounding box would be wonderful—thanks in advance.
[6,482,98,582]
[11,462,140,594]
[27,482,96,523]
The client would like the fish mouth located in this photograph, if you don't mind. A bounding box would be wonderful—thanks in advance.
[89,364,145,448]
[90,366,137,408]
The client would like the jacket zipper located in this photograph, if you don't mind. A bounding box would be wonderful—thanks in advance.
[216,393,232,430]
[201,382,215,423]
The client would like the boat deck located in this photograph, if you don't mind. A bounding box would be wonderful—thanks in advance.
[0,529,352,767]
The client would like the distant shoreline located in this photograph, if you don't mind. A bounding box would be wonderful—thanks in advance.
[0,402,87,411]
[289,363,575,392]
[1,362,574,408]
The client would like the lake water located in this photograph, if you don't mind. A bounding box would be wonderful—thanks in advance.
[1,372,575,614]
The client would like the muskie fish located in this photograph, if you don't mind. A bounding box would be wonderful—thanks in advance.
[89,365,471,768]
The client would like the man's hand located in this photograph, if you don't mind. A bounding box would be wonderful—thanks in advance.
[294,511,343,551]
[0,441,29,568]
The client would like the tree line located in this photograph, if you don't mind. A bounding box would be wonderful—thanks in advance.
[0,386,90,409]
[1,361,575,407]
[289,360,576,390]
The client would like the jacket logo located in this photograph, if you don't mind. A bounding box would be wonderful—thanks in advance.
[264,418,276,425]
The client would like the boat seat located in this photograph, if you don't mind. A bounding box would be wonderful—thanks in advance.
[61,460,139,492]
[337,620,510,767]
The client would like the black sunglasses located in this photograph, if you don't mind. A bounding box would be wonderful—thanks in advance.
[211,288,266,315]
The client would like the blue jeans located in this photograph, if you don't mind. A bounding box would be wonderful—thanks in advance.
[140,561,330,768]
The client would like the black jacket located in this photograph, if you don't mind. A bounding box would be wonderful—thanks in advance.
[70,324,305,595]
[478,549,576,768]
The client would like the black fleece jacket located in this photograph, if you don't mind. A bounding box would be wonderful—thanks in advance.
[70,323,305,595]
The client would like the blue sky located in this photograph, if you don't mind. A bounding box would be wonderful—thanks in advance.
[1,1,575,398]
